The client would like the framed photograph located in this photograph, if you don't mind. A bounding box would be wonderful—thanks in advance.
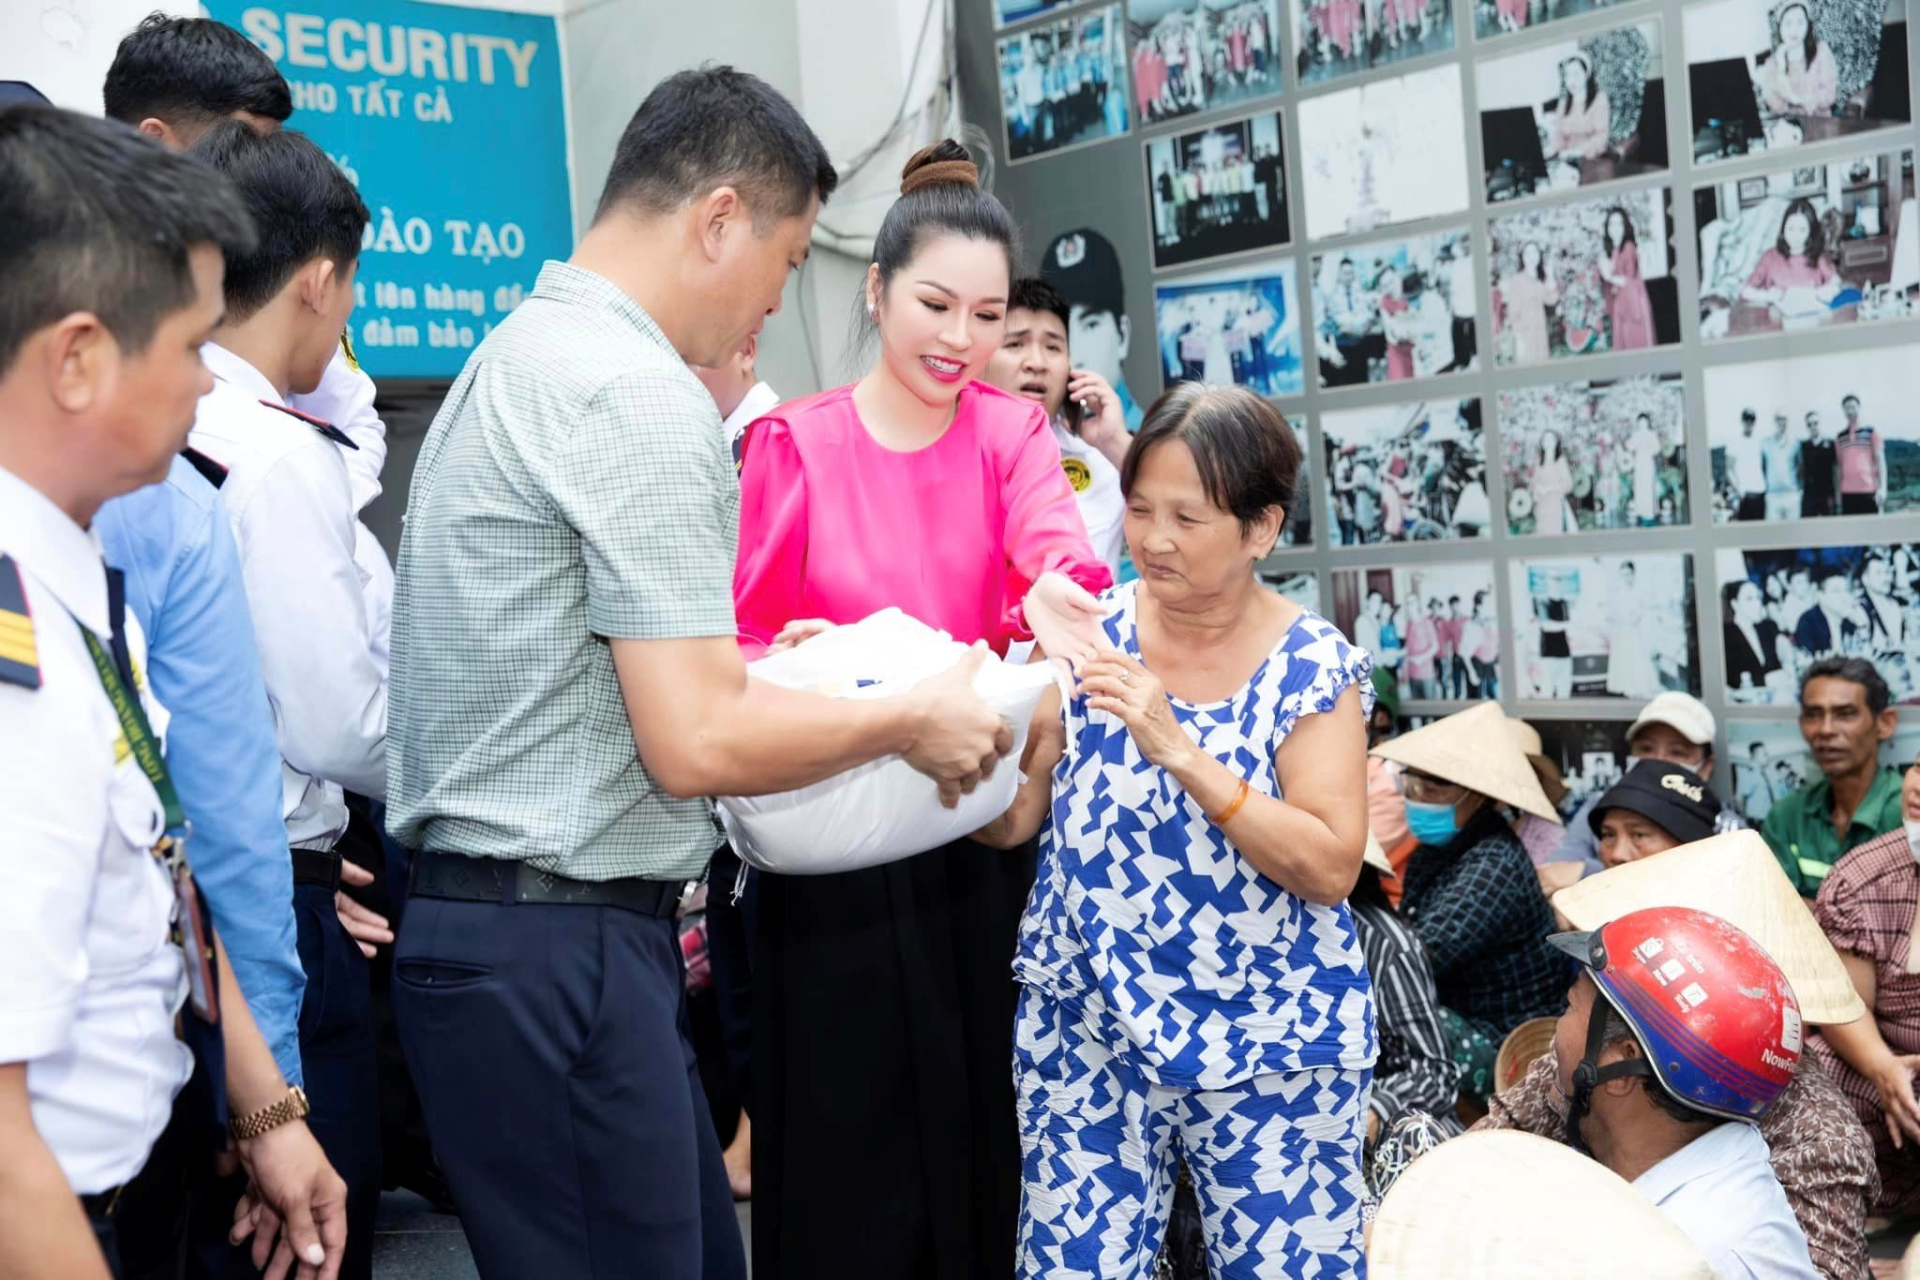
[1321,398,1489,545]
[1291,0,1456,87]
[1684,0,1912,168]
[1716,542,1920,705]
[1282,413,1315,547]
[1258,564,1321,611]
[1329,560,1500,701]
[1153,257,1306,398]
[1527,718,1636,812]
[1310,228,1477,390]
[1487,184,1680,368]
[998,4,1133,164]
[1126,0,1284,128]
[997,0,1087,28]
[1473,0,1630,44]
[1144,109,1290,271]
[1499,374,1690,535]
[1727,718,1920,822]
[1510,552,1700,701]
[1476,19,1668,206]
[1036,225,1154,431]
[1694,148,1917,343]
[1701,346,1917,523]
[1298,64,1471,241]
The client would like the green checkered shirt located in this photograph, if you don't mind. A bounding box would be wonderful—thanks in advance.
[1760,767,1905,896]
[386,263,736,881]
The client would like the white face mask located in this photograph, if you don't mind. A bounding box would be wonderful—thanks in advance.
[1906,820,1920,864]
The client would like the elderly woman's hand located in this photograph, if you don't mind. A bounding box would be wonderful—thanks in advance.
[1081,650,1194,772]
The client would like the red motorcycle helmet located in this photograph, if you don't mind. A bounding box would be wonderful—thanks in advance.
[1549,906,1801,1144]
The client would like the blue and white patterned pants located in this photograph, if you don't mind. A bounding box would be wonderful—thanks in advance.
[1014,986,1371,1279]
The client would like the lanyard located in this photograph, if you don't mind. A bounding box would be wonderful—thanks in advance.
[78,627,188,854]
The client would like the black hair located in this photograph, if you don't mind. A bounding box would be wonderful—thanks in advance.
[1619,559,1636,574]
[1776,197,1827,263]
[1776,2,1820,68]
[1741,407,1758,421]
[1595,1001,1722,1128]
[1751,741,1766,754]
[1521,240,1546,282]
[1009,276,1071,333]
[1722,579,1758,619]
[1121,383,1301,540]
[1601,206,1638,258]
[103,14,291,131]
[1636,412,1653,428]
[868,139,1018,311]
[1802,655,1892,715]
[0,106,255,372]
[190,121,366,323]
[595,66,837,226]
[1842,393,1862,409]
[1557,56,1599,115]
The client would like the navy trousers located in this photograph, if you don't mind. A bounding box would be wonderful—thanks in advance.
[393,893,744,1280]
[187,882,381,1279]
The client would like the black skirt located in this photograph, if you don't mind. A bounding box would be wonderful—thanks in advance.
[751,836,1038,1280]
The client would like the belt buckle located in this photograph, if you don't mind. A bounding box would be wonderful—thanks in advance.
[675,879,701,916]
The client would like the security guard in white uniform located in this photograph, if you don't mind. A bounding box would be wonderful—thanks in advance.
[0,105,345,1280]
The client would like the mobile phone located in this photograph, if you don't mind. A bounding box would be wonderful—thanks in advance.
[1063,387,1084,433]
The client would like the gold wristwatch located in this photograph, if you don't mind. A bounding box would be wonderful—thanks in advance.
[229,1086,310,1140]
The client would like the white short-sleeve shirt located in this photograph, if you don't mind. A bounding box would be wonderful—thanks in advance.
[0,465,192,1194]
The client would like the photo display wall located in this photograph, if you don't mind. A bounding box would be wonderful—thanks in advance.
[963,0,1920,790]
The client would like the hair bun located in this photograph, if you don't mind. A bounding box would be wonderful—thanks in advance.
[900,139,980,196]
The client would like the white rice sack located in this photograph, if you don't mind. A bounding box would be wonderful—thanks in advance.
[716,609,1056,874]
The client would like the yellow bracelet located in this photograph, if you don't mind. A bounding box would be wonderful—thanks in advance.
[1210,778,1251,827]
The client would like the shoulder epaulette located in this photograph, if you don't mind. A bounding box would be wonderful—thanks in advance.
[259,400,359,450]
[180,446,229,489]
[0,554,41,690]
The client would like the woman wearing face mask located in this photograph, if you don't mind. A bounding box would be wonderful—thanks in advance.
[732,139,1113,1279]
[1372,703,1567,1106]
[1807,749,1920,1218]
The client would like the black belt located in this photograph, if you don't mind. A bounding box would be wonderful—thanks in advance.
[292,847,342,890]
[409,850,695,919]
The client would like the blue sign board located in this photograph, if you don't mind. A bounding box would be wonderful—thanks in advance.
[204,1,573,378]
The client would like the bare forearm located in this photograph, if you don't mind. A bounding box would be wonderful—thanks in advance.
[667,679,917,799]
[216,935,288,1117]
[0,1080,109,1279]
[1822,1014,1896,1079]
[1163,747,1361,904]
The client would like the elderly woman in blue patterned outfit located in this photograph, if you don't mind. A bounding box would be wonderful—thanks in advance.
[978,383,1376,1279]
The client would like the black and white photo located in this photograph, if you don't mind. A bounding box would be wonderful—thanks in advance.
[1297,64,1471,240]
[1488,185,1680,367]
[1499,374,1690,535]
[1258,565,1322,611]
[1331,561,1501,700]
[1312,228,1478,389]
[1511,553,1700,700]
[1474,0,1627,43]
[1290,0,1456,87]
[1716,542,1920,704]
[1702,347,1916,522]
[1282,413,1315,547]
[1145,110,1290,271]
[1322,398,1489,545]
[1128,0,1284,127]
[1694,148,1919,340]
[1685,0,1911,166]
[999,4,1133,163]
[1727,718,1920,819]
[1037,225,1154,432]
[1154,258,1306,398]
[1477,20,1668,204]
[1528,719,1636,812]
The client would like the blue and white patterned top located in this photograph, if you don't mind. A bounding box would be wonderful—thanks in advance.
[1014,581,1378,1090]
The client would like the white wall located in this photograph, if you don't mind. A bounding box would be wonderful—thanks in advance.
[0,2,194,110]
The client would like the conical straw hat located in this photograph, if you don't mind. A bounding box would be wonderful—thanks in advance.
[1370,1130,1714,1279]
[1508,718,1544,757]
[1552,829,1865,1025]
[1363,831,1394,877]
[1371,702,1561,822]
[1493,1016,1559,1097]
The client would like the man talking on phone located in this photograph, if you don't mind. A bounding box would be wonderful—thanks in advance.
[984,277,1129,572]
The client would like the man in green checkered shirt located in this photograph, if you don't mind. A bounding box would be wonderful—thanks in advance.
[382,69,1011,1279]
[1761,657,1904,898]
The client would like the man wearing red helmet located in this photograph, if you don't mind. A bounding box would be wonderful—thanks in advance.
[1549,907,1820,1278]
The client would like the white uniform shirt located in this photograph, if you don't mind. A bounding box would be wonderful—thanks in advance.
[1633,1120,1819,1280]
[189,344,388,848]
[722,381,781,470]
[288,342,395,678]
[0,466,192,1193]
[1054,420,1125,572]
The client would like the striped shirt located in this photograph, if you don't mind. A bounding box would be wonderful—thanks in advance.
[1351,901,1462,1133]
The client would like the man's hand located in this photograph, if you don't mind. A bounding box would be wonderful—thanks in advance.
[335,862,392,959]
[1067,368,1129,463]
[900,644,1014,808]
[230,1120,347,1280]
